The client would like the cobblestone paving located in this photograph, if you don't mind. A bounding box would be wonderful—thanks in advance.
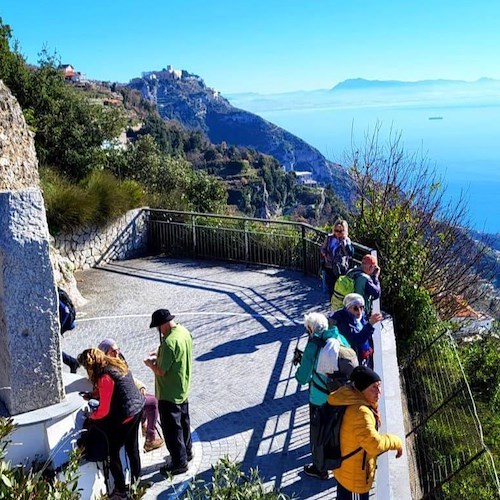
[61,257,343,499]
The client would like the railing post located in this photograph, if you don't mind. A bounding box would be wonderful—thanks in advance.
[244,220,249,262]
[301,225,307,275]
[192,214,197,256]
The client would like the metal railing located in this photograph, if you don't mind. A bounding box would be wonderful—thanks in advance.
[401,328,500,499]
[146,209,372,275]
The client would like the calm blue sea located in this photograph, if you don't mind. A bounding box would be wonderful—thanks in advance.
[254,103,500,233]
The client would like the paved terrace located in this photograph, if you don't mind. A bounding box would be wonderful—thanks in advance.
[61,257,401,499]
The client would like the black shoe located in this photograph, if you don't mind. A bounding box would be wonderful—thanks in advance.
[160,462,188,476]
[187,451,194,462]
[304,464,329,480]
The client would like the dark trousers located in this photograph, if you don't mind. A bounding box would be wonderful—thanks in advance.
[105,411,143,491]
[324,267,339,299]
[158,399,192,466]
[336,481,369,500]
[309,403,325,472]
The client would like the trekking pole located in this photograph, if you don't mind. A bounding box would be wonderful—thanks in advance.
[292,320,306,367]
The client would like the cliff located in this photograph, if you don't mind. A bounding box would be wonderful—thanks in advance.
[127,70,354,202]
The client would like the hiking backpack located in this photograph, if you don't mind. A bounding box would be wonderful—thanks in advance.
[313,403,363,470]
[330,269,357,311]
[58,287,76,333]
[310,337,359,394]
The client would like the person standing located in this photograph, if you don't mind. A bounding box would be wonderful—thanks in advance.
[295,312,350,480]
[329,293,383,368]
[77,348,145,499]
[352,254,381,316]
[144,309,193,476]
[320,219,354,299]
[328,366,403,499]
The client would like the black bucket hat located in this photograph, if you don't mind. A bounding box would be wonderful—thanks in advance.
[149,309,175,328]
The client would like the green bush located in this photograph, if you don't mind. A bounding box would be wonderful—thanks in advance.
[0,417,81,499]
[41,168,96,233]
[41,168,144,233]
[183,456,292,499]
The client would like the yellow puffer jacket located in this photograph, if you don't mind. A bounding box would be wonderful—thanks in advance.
[327,385,402,494]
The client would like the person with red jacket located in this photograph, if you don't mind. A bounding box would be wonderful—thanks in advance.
[78,348,145,499]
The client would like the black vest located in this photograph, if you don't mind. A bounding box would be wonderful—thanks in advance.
[103,367,145,422]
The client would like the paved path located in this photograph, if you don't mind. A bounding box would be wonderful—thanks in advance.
[61,257,344,499]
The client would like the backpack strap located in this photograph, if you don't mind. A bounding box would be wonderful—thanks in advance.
[339,404,375,463]
[310,337,329,394]
[311,374,330,394]
[341,446,362,462]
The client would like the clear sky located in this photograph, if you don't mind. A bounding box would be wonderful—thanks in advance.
[1,0,499,94]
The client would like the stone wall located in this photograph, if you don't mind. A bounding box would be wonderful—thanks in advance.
[0,79,64,415]
[53,208,149,270]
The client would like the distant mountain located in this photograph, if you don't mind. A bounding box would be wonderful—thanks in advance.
[331,77,499,91]
[127,69,354,201]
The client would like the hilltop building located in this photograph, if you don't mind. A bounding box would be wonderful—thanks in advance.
[59,64,87,84]
[293,171,318,187]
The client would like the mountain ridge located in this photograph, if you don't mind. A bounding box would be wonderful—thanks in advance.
[127,69,354,202]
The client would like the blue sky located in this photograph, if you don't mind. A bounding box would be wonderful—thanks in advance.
[1,0,499,94]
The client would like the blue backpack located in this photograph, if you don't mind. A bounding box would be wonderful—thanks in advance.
[58,287,76,333]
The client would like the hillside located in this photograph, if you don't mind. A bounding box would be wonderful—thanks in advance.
[127,69,354,202]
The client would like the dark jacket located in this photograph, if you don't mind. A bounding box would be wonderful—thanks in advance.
[102,367,145,422]
[321,234,354,276]
[330,308,374,364]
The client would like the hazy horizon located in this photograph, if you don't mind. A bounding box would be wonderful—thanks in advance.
[3,1,500,94]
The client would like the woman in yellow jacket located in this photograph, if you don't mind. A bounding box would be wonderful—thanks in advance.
[327,366,403,500]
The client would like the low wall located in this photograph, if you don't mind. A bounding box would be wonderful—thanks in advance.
[53,208,149,270]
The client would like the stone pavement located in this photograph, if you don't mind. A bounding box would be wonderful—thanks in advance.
[61,256,346,499]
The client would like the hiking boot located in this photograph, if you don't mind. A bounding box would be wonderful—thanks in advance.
[304,464,329,480]
[160,462,188,476]
[144,437,164,452]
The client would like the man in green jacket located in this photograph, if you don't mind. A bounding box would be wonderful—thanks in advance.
[145,309,193,476]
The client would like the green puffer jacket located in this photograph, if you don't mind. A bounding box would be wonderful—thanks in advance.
[295,326,349,406]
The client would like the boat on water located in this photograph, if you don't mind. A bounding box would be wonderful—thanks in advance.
[428,116,443,120]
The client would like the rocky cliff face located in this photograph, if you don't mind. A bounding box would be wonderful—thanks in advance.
[128,71,354,202]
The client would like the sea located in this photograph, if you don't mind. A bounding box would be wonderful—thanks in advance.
[227,84,500,234]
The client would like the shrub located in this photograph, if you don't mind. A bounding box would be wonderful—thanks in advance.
[183,456,292,499]
[41,168,144,233]
[0,417,81,499]
[41,167,96,233]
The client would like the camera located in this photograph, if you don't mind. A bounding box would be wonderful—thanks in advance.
[292,347,303,366]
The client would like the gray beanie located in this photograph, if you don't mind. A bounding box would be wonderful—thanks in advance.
[98,338,117,354]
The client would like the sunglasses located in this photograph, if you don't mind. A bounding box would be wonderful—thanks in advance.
[334,229,344,234]
[352,305,365,312]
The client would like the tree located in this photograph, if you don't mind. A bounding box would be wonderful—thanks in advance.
[0,18,31,111]
[348,125,495,339]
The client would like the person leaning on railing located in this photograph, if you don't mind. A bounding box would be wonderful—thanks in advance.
[328,293,383,369]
